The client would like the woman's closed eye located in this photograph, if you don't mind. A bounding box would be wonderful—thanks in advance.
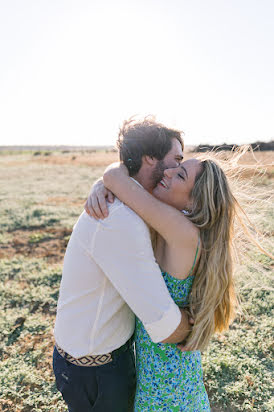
[178,173,185,180]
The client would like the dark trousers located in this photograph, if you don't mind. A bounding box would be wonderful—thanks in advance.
[53,346,136,412]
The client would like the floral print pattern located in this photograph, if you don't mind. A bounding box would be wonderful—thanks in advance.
[134,272,210,411]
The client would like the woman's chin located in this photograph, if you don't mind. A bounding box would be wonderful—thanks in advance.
[152,186,160,198]
[152,186,165,202]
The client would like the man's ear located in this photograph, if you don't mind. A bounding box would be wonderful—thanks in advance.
[142,155,158,167]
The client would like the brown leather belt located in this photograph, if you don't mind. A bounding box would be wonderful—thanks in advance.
[55,336,133,367]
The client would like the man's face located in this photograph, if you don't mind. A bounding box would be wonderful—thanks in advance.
[151,138,184,188]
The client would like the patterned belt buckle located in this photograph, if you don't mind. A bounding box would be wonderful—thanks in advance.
[55,343,112,367]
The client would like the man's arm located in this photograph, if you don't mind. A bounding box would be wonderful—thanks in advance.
[90,205,191,344]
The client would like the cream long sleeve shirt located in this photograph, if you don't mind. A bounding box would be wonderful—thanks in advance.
[54,199,181,358]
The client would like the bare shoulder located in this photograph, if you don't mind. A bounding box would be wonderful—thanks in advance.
[166,212,200,249]
[162,219,201,279]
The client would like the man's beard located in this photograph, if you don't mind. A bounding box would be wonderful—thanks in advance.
[151,160,166,188]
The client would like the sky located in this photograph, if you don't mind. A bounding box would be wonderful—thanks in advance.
[0,0,273,147]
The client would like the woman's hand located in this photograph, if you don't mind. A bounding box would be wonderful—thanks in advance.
[85,178,114,220]
[85,163,128,219]
[103,162,129,189]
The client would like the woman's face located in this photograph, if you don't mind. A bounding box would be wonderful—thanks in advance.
[152,158,202,211]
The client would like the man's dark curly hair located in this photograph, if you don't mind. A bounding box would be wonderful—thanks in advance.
[116,116,184,176]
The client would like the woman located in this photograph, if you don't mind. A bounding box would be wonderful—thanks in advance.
[87,157,237,411]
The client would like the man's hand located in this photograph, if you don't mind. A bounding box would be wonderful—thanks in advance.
[176,308,194,352]
[85,178,114,220]
[161,307,194,348]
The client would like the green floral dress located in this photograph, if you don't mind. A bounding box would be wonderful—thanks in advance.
[134,273,210,411]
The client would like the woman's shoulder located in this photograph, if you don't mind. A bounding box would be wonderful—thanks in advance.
[163,226,201,280]
[167,215,200,249]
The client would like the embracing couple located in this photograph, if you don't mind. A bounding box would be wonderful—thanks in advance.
[53,117,237,411]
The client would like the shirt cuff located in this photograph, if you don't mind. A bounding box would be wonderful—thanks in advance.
[143,303,181,343]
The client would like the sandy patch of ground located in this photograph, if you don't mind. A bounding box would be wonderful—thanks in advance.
[0,227,71,263]
[4,151,119,168]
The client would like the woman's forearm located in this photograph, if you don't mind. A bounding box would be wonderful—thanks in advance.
[103,164,196,247]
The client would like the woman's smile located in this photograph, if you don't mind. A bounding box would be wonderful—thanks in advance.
[158,179,169,189]
[154,159,202,211]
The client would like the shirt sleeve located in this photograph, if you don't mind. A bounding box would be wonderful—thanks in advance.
[91,204,181,343]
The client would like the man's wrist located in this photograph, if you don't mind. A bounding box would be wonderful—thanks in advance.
[144,303,182,343]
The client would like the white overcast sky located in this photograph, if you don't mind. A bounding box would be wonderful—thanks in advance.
[0,0,273,146]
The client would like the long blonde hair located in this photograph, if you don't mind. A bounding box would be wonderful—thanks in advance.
[186,158,238,350]
[184,148,272,350]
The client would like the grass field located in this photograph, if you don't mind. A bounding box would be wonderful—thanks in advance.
[0,150,273,411]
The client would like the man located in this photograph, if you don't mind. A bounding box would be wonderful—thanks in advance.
[53,117,191,412]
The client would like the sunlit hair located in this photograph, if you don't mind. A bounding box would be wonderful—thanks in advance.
[185,149,272,350]
[185,158,237,350]
[117,116,184,176]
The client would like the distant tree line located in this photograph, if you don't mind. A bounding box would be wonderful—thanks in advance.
[193,141,274,152]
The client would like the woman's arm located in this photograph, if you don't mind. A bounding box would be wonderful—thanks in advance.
[103,163,198,248]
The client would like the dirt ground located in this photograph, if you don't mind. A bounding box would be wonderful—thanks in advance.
[0,227,71,263]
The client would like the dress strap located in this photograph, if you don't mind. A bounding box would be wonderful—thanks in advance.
[188,236,200,276]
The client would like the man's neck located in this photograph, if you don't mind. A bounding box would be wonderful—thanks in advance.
[132,170,153,193]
